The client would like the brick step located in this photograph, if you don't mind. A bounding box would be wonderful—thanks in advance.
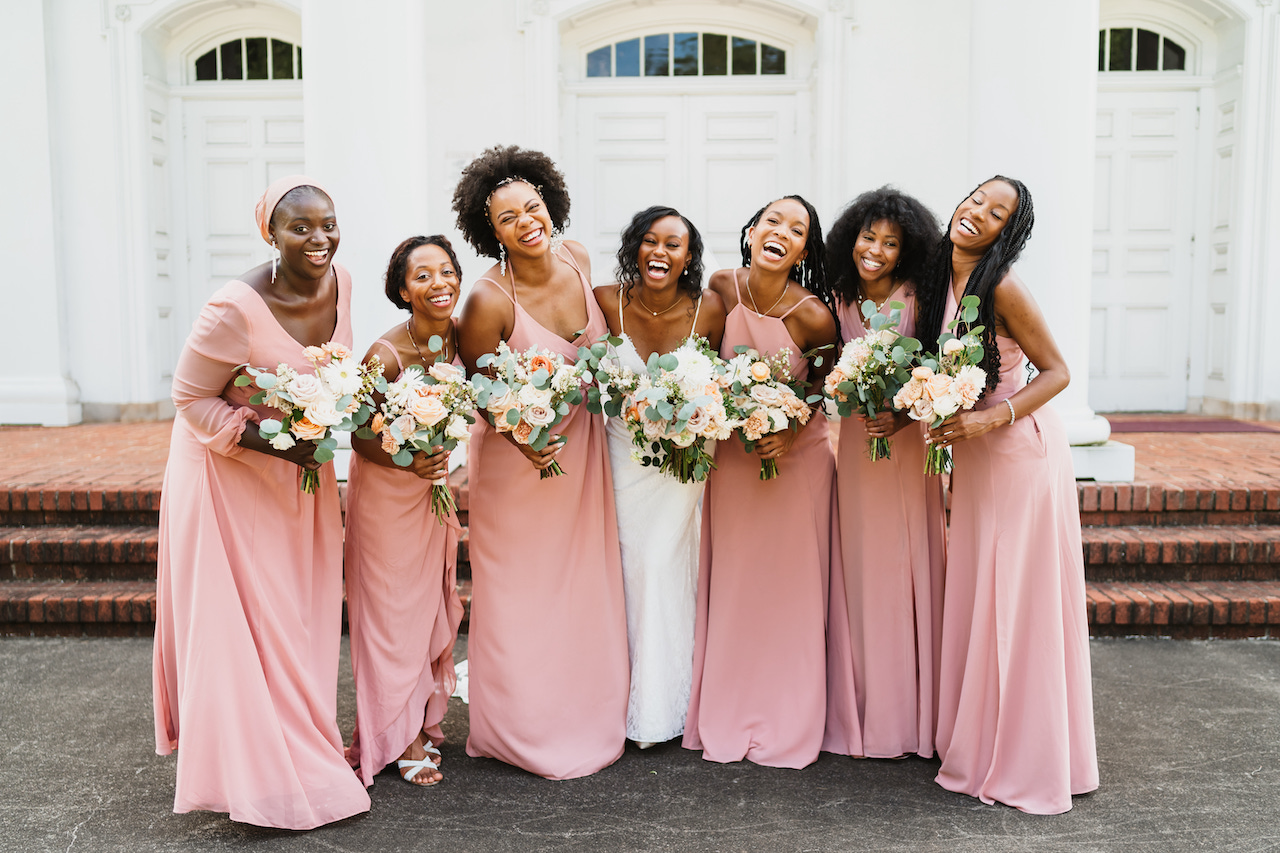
[0,526,159,581]
[1078,482,1280,528]
[1088,580,1280,639]
[1082,525,1280,581]
[0,487,162,526]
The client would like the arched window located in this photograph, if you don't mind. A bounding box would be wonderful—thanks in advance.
[193,38,302,82]
[1097,28,1186,72]
[586,32,785,78]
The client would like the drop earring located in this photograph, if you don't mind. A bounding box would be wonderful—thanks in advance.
[271,241,278,283]
[499,244,507,277]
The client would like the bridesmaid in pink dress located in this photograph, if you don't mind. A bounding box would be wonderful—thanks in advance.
[825,188,947,759]
[453,146,629,779]
[684,195,849,769]
[919,177,1098,814]
[344,235,466,788]
[152,176,371,828]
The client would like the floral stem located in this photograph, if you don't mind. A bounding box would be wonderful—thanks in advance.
[867,436,893,462]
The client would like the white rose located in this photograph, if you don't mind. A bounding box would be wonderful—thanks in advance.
[750,384,784,407]
[445,415,471,441]
[517,382,554,408]
[287,373,325,405]
[877,329,899,347]
[269,432,296,451]
[524,404,555,427]
[304,394,345,426]
[932,395,960,419]
[428,362,463,383]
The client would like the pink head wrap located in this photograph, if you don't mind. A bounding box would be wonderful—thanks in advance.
[254,175,332,244]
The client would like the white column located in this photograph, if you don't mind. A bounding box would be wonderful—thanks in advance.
[0,0,81,425]
[968,0,1131,479]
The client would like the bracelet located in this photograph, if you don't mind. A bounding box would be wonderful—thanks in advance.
[1005,399,1016,425]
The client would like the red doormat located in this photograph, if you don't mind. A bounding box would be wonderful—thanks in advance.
[1105,417,1277,433]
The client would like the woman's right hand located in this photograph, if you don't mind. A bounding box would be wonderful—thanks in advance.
[406,446,450,481]
[505,432,565,471]
[860,409,910,438]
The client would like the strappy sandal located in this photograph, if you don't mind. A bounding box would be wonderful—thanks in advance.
[396,755,442,787]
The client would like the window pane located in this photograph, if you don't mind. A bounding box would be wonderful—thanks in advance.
[1136,29,1159,71]
[1108,28,1132,71]
[246,37,268,79]
[220,39,243,80]
[703,34,727,75]
[674,32,698,75]
[644,34,669,76]
[761,43,785,75]
[732,36,756,74]
[296,46,303,78]
[272,39,294,79]
[195,48,217,81]
[587,45,611,77]
[1097,30,1106,72]
[1163,38,1186,71]
[616,38,640,77]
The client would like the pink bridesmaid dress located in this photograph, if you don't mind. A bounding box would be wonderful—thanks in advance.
[343,344,464,786]
[830,288,946,759]
[152,269,371,829]
[464,246,629,779]
[934,280,1099,814]
[683,270,842,769]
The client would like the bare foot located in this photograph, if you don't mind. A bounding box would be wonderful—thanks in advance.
[396,731,443,786]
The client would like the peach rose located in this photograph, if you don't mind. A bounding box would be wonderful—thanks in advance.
[321,342,352,360]
[923,374,953,402]
[749,361,771,382]
[290,416,327,441]
[512,420,534,444]
[303,345,328,363]
[409,393,448,427]
[911,365,935,381]
[528,354,556,376]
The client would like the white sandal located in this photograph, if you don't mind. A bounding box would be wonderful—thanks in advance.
[396,755,441,786]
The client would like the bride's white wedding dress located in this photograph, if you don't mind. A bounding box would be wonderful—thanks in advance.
[606,295,707,746]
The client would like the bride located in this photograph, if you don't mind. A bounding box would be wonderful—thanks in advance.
[593,206,726,748]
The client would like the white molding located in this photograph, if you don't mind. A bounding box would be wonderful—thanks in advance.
[0,378,83,427]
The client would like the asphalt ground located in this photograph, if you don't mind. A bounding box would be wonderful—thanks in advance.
[2,636,1278,853]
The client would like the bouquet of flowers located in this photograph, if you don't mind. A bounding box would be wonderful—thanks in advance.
[365,336,477,522]
[580,335,733,483]
[472,341,586,479]
[722,346,817,481]
[235,341,382,493]
[893,294,988,475]
[824,300,921,461]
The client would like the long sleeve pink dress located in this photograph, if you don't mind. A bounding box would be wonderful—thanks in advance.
[343,344,464,786]
[934,280,1099,814]
[829,288,947,759]
[464,246,629,779]
[683,270,847,769]
[152,268,371,829]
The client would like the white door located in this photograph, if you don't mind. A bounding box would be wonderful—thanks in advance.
[570,93,797,281]
[1090,90,1197,411]
[181,97,304,328]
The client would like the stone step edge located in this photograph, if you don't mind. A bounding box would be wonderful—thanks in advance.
[1081,525,1280,565]
[3,580,1277,638]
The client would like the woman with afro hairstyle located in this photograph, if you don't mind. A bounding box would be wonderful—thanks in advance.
[919,177,1097,813]
[343,236,466,789]
[682,195,846,769]
[822,187,948,761]
[593,206,726,749]
[453,145,629,779]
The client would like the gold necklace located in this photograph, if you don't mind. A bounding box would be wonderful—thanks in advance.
[747,278,788,317]
[406,319,452,366]
[858,278,896,315]
[635,289,683,317]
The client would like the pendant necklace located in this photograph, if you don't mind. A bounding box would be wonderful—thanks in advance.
[636,290,683,317]
[406,319,452,366]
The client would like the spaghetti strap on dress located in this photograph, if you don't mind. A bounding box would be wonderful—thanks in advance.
[465,247,629,779]
[344,341,464,786]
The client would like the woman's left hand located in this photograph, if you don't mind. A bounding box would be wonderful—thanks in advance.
[755,428,798,460]
[927,408,1004,448]
[861,409,910,439]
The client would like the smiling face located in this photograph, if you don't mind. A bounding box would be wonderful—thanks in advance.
[636,215,691,291]
[399,243,460,322]
[488,180,553,261]
[749,198,809,274]
[270,189,339,279]
[950,180,1019,253]
[852,218,903,285]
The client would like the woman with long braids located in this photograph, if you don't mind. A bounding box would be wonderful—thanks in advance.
[343,236,465,789]
[824,187,947,760]
[683,195,847,768]
[919,177,1097,813]
[594,206,726,749]
[453,146,628,779]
